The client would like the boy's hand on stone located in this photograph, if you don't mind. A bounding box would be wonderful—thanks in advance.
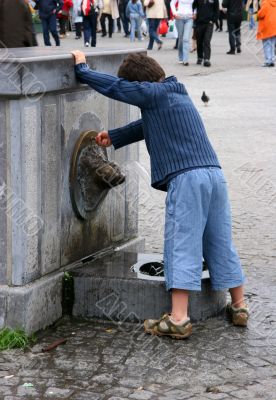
[96,131,112,147]
[71,50,87,65]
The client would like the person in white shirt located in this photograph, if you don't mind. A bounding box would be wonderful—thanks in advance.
[170,0,195,65]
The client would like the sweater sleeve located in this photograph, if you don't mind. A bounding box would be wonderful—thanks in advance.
[108,119,144,149]
[170,0,177,15]
[75,63,155,108]
[56,0,64,12]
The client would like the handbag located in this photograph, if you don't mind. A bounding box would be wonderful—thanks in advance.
[147,0,155,8]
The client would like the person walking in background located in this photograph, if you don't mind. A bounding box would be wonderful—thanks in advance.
[222,0,243,54]
[118,0,130,36]
[0,0,35,47]
[72,0,83,39]
[100,0,119,37]
[245,0,258,30]
[82,0,103,46]
[257,0,276,67]
[58,0,73,38]
[144,0,168,50]
[34,0,63,46]
[26,0,39,45]
[215,0,224,31]
[193,0,219,67]
[126,0,145,41]
[171,0,195,65]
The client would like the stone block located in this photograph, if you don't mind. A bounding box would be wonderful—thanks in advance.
[72,251,226,323]
[2,272,63,334]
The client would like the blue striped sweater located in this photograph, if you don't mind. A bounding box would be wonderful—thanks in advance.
[75,63,221,192]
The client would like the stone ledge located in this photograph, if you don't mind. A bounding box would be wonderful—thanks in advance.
[72,252,226,323]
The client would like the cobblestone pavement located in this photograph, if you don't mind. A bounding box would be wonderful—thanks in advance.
[1,26,276,399]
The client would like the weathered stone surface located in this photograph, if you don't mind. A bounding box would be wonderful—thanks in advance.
[44,387,74,398]
[72,251,226,322]
[3,273,63,334]
[0,100,8,285]
[0,48,146,95]
[0,48,144,333]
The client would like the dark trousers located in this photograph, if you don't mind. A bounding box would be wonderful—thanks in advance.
[59,18,67,35]
[100,13,113,37]
[75,22,82,38]
[196,22,214,61]
[227,18,242,51]
[215,11,224,30]
[41,14,60,46]
[119,5,129,35]
[147,18,162,50]
[83,12,98,46]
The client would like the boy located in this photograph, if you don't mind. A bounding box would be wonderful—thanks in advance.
[72,50,249,339]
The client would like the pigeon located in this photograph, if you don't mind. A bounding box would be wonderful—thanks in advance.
[201,91,209,106]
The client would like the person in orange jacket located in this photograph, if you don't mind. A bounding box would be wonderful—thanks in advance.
[58,0,73,37]
[257,0,276,67]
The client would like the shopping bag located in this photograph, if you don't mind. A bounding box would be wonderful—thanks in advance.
[159,19,168,35]
[166,19,178,39]
[141,19,148,36]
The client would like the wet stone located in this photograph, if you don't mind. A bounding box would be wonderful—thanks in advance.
[129,389,155,400]
[44,387,74,398]
[104,386,133,397]
[91,373,115,385]
[17,386,39,397]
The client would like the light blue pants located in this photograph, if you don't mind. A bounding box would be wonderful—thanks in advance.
[262,37,276,64]
[164,168,245,291]
[175,18,193,63]
[130,13,142,41]
[248,9,256,30]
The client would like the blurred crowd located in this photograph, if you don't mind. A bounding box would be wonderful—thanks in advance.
[0,0,275,67]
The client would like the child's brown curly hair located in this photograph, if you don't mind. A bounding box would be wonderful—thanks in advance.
[117,53,166,83]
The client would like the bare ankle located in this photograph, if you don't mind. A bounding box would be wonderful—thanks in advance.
[171,314,188,323]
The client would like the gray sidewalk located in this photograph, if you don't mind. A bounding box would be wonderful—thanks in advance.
[1,25,276,399]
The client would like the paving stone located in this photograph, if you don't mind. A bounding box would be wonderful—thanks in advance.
[17,386,39,397]
[129,389,155,400]
[91,373,115,385]
[104,386,133,397]
[4,397,21,400]
[44,387,74,398]
[0,387,12,396]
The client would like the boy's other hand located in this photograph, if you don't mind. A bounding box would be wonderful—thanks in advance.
[95,131,112,147]
[71,50,87,65]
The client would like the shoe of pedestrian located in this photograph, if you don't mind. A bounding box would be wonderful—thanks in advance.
[203,60,211,67]
[144,314,192,339]
[268,62,275,67]
[59,34,66,39]
[197,58,202,65]
[227,303,249,327]
[183,62,189,66]
[101,33,107,37]
[85,42,89,47]
[262,62,270,67]
[227,50,235,55]
[158,42,163,50]
[237,47,241,53]
[178,60,183,64]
